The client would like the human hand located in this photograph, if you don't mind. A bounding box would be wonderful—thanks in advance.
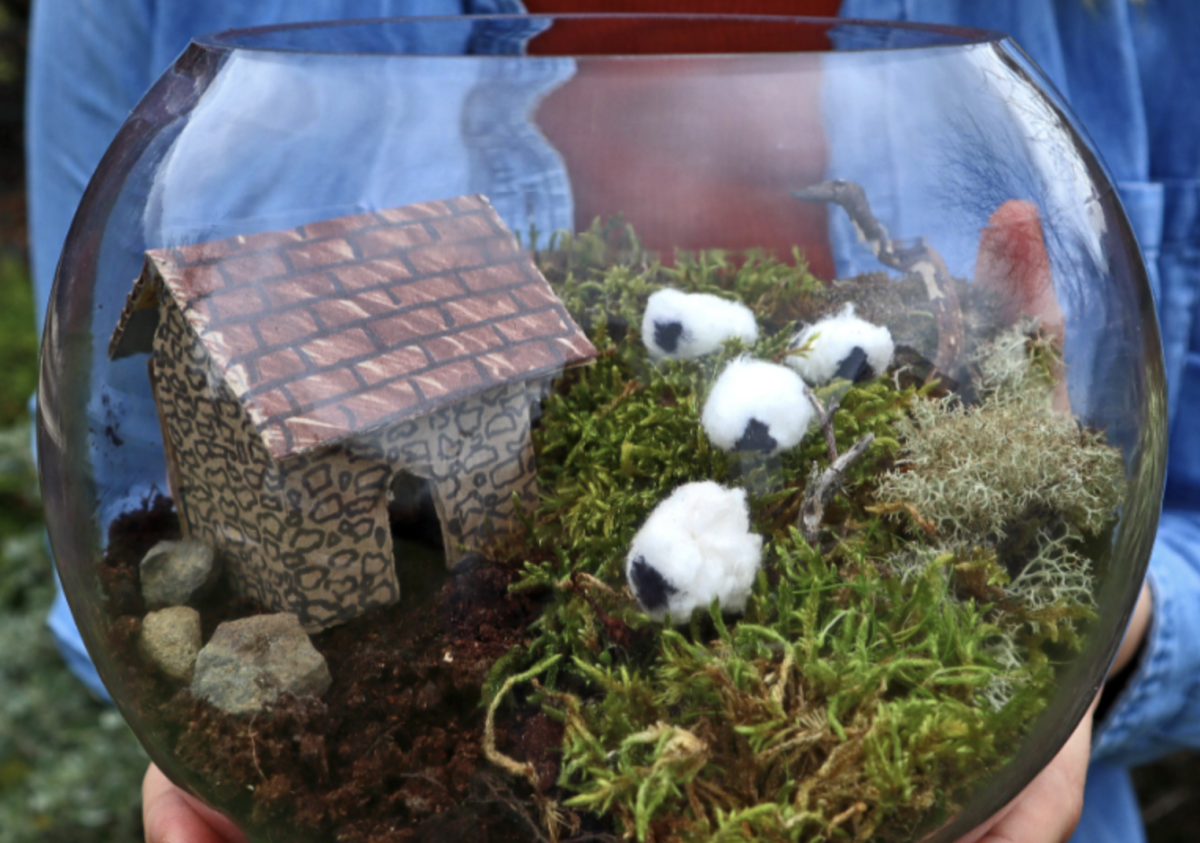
[952,696,1096,843]
[143,763,247,843]
[952,582,1152,843]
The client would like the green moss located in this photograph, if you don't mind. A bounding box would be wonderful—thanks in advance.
[482,231,1123,842]
[542,534,1051,842]
[541,216,827,345]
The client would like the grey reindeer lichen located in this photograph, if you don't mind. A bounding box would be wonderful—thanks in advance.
[877,323,1126,543]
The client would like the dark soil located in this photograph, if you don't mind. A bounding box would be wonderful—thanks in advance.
[98,497,580,843]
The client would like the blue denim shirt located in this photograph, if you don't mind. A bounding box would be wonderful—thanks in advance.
[840,3,1200,842]
[30,2,1200,841]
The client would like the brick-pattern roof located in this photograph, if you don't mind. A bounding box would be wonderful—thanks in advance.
[133,196,596,458]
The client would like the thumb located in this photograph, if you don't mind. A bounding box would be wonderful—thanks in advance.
[142,763,247,843]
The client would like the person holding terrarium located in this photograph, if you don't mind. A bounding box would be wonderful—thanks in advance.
[26,2,1189,843]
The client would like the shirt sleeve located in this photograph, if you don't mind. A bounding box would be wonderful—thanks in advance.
[25,0,157,331]
[1092,509,1200,766]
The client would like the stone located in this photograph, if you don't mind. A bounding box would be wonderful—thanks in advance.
[140,538,221,609]
[139,606,202,683]
[191,613,332,715]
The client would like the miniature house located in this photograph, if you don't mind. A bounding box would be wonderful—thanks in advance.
[110,195,597,631]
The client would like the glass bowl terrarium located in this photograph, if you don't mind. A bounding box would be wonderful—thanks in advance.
[38,15,1166,843]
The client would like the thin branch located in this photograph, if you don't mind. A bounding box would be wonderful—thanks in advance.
[793,180,965,380]
[799,382,874,545]
[801,434,875,547]
[473,771,556,843]
[803,386,840,464]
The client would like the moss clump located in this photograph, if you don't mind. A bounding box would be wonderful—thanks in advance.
[551,534,1051,843]
[542,216,828,343]
[480,225,1124,842]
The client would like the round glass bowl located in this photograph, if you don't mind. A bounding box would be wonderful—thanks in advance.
[39,15,1166,843]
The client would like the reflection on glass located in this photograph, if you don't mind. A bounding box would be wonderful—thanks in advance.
[39,16,1165,843]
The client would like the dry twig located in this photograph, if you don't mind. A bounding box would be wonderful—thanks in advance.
[800,385,874,546]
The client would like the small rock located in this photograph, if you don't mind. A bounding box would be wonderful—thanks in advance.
[139,606,202,683]
[191,613,332,715]
[416,680,443,711]
[140,539,221,609]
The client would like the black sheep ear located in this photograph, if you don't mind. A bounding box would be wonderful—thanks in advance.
[629,555,676,612]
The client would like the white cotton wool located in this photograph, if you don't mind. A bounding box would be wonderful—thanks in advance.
[626,481,763,624]
[786,304,895,385]
[641,288,759,360]
[701,357,815,455]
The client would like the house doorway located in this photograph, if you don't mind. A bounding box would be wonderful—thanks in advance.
[387,469,446,606]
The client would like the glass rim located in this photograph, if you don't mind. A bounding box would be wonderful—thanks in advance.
[195,13,1008,58]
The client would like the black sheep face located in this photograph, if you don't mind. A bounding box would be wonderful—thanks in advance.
[628,555,678,616]
[733,418,778,453]
[833,345,874,383]
[653,320,686,355]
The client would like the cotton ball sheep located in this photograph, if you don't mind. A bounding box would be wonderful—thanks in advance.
[626,481,763,624]
[701,357,815,455]
[787,304,895,385]
[642,288,759,360]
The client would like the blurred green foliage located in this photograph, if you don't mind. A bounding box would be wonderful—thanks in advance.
[0,555,148,843]
[0,251,146,841]
[0,253,38,426]
[0,2,150,837]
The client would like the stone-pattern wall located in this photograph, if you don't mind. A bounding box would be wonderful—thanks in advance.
[349,378,542,567]
[153,295,398,631]
[152,289,542,630]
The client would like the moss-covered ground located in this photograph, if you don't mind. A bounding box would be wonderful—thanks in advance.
[482,220,1126,842]
[0,208,1194,842]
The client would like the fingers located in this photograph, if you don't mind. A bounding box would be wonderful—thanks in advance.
[1111,581,1153,676]
[960,700,1097,843]
[142,763,248,843]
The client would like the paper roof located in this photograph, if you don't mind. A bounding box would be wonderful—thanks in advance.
[112,195,596,458]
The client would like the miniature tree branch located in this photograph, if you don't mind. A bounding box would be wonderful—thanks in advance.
[801,434,875,546]
[800,383,874,546]
[793,179,966,380]
[804,388,841,464]
[475,772,558,843]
